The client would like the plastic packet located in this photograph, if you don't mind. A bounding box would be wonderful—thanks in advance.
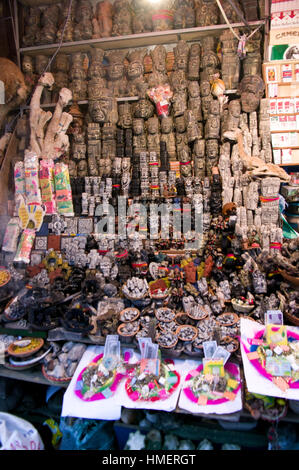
[13,229,36,264]
[39,159,56,214]
[24,151,41,205]
[2,218,21,253]
[54,162,74,217]
[147,85,173,118]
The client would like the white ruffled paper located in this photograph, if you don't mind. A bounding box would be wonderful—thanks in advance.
[177,360,242,415]
[240,317,299,400]
[61,345,138,420]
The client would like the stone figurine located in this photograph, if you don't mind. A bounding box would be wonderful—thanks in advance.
[89,88,118,125]
[73,0,93,41]
[200,80,213,121]
[173,0,196,29]
[205,99,220,140]
[106,50,128,97]
[239,75,265,113]
[188,81,202,122]
[57,0,76,43]
[188,43,201,81]
[88,49,107,100]
[160,117,176,161]
[126,49,147,96]
[220,29,240,90]
[195,0,219,26]
[132,0,153,33]
[52,54,70,103]
[146,117,160,156]
[112,0,133,36]
[133,118,147,153]
[118,102,133,129]
[70,52,87,102]
[38,4,60,45]
[147,45,168,88]
[92,1,113,38]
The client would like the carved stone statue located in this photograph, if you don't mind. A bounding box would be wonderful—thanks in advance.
[133,118,147,154]
[88,49,107,100]
[57,0,75,43]
[195,0,219,26]
[89,88,118,124]
[35,55,51,104]
[205,99,220,139]
[185,109,201,142]
[178,146,192,177]
[200,80,213,121]
[239,75,265,113]
[22,55,36,96]
[106,50,128,97]
[175,115,188,154]
[227,99,241,131]
[205,139,219,176]
[188,43,201,81]
[242,30,262,77]
[147,45,168,88]
[118,102,133,129]
[220,29,240,90]
[126,49,147,96]
[92,1,113,38]
[147,116,160,156]
[112,0,133,36]
[133,82,154,119]
[23,7,41,46]
[188,81,202,122]
[160,116,176,161]
[173,0,196,29]
[38,4,60,45]
[132,0,153,33]
[87,122,101,173]
[172,90,188,118]
[73,0,93,41]
[70,52,87,101]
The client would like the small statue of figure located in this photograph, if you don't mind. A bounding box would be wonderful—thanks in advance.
[77,158,88,177]
[57,0,75,43]
[205,99,220,139]
[239,74,265,113]
[133,118,147,153]
[126,49,147,96]
[112,0,133,36]
[73,0,93,40]
[185,109,201,142]
[52,54,70,102]
[160,117,176,161]
[88,49,107,100]
[195,0,219,26]
[175,115,188,154]
[133,82,154,119]
[172,40,189,77]
[22,7,41,46]
[173,0,195,29]
[178,146,192,177]
[193,139,205,178]
[201,49,220,82]
[105,50,128,97]
[188,43,201,81]
[226,99,241,131]
[101,123,117,159]
[92,1,113,38]
[172,90,188,118]
[200,80,213,121]
[188,81,202,122]
[35,55,51,104]
[205,139,219,176]
[87,123,101,173]
[118,102,133,129]
[38,4,60,45]
[89,88,118,125]
[147,45,168,88]
[151,0,174,31]
[70,52,87,101]
[132,0,153,33]
[22,55,36,96]
[242,30,262,77]
[146,116,160,156]
[220,29,240,90]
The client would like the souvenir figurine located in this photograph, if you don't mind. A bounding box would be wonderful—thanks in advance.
[178,146,192,177]
[57,0,76,43]
[188,81,202,122]
[35,55,52,104]
[118,102,133,129]
[133,82,155,119]
[226,99,241,132]
[92,1,113,38]
[220,29,240,91]
[151,0,174,31]
[70,52,87,101]
[200,80,213,121]
[89,88,118,125]
[238,75,265,113]
[188,43,201,81]
[101,123,117,160]
[242,30,262,77]
[126,49,147,97]
[38,4,60,45]
[160,117,176,161]
[173,0,196,29]
[146,116,160,156]
[73,0,93,41]
[172,90,188,118]
[195,0,218,26]
[112,0,133,36]
[22,55,36,96]
[106,50,128,97]
[132,0,153,33]
[185,109,201,142]
[206,139,219,176]
[205,99,220,140]
[133,118,147,154]
[147,45,168,88]
[22,6,41,47]
[172,40,189,87]
[193,138,206,179]
[88,49,107,101]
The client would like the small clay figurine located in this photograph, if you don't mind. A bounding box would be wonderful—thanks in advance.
[195,0,218,26]
[160,117,176,161]
[239,75,265,113]
[188,81,202,122]
[173,0,196,29]
[188,43,201,81]
[220,29,240,90]
[89,88,118,125]
[126,49,147,97]
[132,0,153,33]
[57,0,75,43]
[205,99,220,140]
[146,116,160,156]
[38,4,60,45]
[23,7,41,47]
[92,1,113,38]
[147,45,168,88]
[73,0,93,40]
[70,52,87,101]
[106,50,128,97]
[112,0,133,36]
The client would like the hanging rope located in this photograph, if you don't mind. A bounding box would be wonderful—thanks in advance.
[215,0,263,58]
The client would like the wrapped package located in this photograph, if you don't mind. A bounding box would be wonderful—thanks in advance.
[54,162,74,217]
[24,151,41,205]
[39,159,56,214]
[14,229,36,264]
[2,218,21,253]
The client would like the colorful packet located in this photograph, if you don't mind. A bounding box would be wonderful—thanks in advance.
[13,228,36,264]
[39,159,56,214]
[54,162,74,217]
[2,218,21,253]
[24,152,41,205]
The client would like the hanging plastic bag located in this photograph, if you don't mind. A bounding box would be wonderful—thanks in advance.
[0,412,44,450]
[147,85,173,118]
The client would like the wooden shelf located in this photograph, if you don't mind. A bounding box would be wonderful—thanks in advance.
[20,96,139,111]
[19,20,265,56]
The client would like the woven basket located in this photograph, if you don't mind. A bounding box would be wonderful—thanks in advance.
[231,299,255,314]
[215,312,239,327]
[284,309,299,327]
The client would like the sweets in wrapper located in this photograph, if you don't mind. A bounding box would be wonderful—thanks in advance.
[54,162,74,217]
[24,152,41,205]
[2,218,21,253]
[147,85,173,118]
[14,229,36,264]
[14,161,25,197]
[39,159,56,214]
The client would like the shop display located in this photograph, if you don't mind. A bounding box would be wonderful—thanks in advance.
[1,0,299,436]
